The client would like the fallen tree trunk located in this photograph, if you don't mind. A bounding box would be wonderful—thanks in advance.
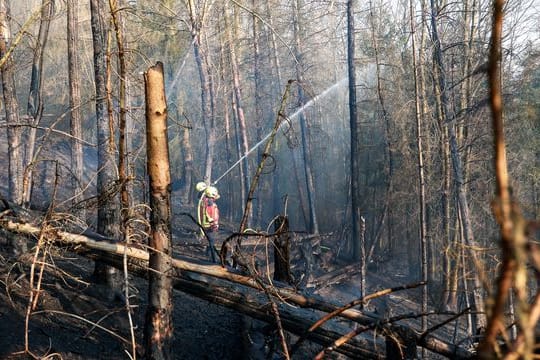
[0,217,474,359]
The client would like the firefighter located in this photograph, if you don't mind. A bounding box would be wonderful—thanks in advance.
[196,182,220,263]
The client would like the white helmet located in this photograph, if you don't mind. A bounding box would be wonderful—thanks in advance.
[204,186,220,199]
[195,181,207,192]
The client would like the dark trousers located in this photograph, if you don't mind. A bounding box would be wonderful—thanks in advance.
[205,229,218,263]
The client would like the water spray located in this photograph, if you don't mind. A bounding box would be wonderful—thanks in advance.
[211,77,348,185]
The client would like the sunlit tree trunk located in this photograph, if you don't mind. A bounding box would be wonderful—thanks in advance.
[293,0,319,235]
[21,0,54,207]
[144,62,174,360]
[67,0,85,220]
[90,0,121,288]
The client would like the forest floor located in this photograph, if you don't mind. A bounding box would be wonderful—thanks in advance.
[0,208,474,360]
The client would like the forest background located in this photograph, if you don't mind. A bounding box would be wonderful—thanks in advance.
[0,0,539,358]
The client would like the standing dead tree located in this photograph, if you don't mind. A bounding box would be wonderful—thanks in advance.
[273,215,293,284]
[144,62,174,360]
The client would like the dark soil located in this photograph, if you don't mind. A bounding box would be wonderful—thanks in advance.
[0,243,247,360]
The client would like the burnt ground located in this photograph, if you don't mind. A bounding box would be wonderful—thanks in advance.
[0,212,473,360]
[0,243,247,360]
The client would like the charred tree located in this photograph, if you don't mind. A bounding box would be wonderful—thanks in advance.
[143,62,174,360]
[90,0,121,288]
[273,215,293,284]
[109,0,130,219]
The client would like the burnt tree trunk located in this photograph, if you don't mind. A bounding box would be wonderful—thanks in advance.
[109,0,130,219]
[273,215,292,284]
[144,62,174,360]
[90,0,121,288]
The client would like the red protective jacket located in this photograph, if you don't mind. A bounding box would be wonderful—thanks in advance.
[199,195,219,231]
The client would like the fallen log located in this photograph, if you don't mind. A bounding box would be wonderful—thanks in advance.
[0,218,474,358]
